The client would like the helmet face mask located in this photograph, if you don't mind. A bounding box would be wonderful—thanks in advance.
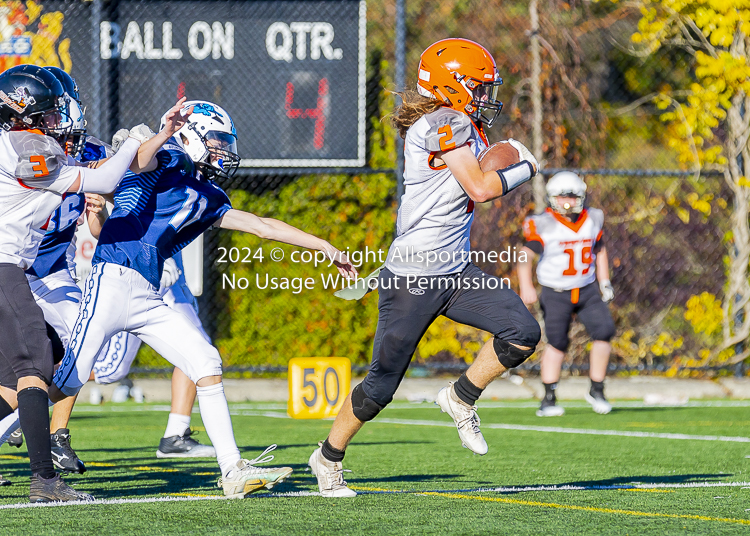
[12,97,72,142]
[549,193,585,215]
[163,100,240,180]
[416,38,504,127]
[546,172,587,215]
[464,78,503,126]
[44,67,86,155]
[190,127,240,179]
[63,98,87,157]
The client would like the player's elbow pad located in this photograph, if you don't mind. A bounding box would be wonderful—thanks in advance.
[78,138,140,194]
[496,161,535,196]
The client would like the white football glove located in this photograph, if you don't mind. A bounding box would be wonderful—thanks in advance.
[160,257,182,288]
[507,138,539,176]
[599,280,614,303]
[128,124,156,144]
[111,128,130,153]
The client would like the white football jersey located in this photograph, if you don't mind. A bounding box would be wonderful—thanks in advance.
[0,131,80,269]
[386,108,488,276]
[523,208,604,290]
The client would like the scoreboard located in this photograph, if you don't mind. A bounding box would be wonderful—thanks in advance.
[52,0,367,167]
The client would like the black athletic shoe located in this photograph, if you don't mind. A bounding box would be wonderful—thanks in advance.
[0,474,10,486]
[7,428,23,448]
[585,387,613,414]
[51,429,86,474]
[29,473,93,503]
[156,428,217,458]
[536,395,565,417]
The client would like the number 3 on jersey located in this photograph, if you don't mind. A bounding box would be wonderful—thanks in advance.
[169,187,208,231]
[29,155,49,177]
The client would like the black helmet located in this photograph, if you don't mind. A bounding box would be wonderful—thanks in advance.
[45,66,79,101]
[0,64,70,140]
[45,67,86,156]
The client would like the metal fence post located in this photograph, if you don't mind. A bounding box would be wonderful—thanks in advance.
[90,0,102,138]
[530,0,545,213]
[395,0,406,212]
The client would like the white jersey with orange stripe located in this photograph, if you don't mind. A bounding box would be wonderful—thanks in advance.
[386,107,488,276]
[523,207,604,290]
[0,131,79,269]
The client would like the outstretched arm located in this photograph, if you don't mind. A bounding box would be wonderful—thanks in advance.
[215,209,357,278]
[67,98,193,193]
[80,98,194,175]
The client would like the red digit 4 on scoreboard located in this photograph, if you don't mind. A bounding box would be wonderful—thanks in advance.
[285,78,329,150]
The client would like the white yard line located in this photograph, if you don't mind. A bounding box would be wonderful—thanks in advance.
[376,417,750,443]
[2,481,748,510]
[68,406,750,442]
[70,400,750,413]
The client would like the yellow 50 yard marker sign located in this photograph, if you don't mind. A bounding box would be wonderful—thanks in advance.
[288,357,351,419]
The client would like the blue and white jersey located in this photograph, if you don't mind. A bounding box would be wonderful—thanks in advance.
[93,139,232,287]
[25,138,111,279]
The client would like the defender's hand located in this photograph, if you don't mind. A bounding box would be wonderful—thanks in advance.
[85,194,106,215]
[111,129,130,153]
[160,257,182,288]
[322,243,358,279]
[128,124,156,144]
[161,97,193,137]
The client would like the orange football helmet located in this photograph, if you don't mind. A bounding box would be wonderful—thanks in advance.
[416,38,503,126]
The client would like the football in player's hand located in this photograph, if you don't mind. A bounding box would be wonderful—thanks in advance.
[478,141,520,172]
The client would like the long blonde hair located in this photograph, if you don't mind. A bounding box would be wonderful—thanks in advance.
[391,90,448,139]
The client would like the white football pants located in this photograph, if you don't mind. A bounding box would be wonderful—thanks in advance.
[53,263,222,396]
[28,269,82,348]
[93,279,210,384]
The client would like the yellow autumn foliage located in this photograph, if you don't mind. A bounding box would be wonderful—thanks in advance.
[612,0,750,228]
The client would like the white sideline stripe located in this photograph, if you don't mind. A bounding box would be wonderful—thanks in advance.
[3,481,749,509]
[0,495,226,510]
[375,417,750,443]
[70,400,750,414]
[389,400,750,409]
[65,407,750,442]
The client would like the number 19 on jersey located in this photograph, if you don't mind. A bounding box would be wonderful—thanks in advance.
[288,357,351,419]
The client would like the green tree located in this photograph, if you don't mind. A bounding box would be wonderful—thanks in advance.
[623,0,750,362]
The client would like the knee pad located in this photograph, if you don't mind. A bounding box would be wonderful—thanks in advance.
[494,338,535,369]
[351,383,384,422]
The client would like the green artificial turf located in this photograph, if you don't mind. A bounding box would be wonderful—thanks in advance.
[1,400,749,535]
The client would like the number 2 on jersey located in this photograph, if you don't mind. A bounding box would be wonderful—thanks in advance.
[563,246,593,276]
[437,125,455,151]
[169,187,208,231]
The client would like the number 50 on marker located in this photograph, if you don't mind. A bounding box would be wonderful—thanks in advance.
[288,358,351,419]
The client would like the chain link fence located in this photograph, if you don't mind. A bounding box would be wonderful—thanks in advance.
[0,0,736,376]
